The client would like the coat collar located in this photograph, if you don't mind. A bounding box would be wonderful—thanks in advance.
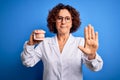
[48,34,75,56]
[48,34,75,45]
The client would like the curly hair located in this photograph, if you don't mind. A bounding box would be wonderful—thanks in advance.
[47,3,81,33]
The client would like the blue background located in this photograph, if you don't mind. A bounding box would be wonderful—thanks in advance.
[0,0,120,80]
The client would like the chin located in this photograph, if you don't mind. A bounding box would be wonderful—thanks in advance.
[58,29,70,34]
[59,31,69,35]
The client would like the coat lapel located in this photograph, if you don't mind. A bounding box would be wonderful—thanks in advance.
[48,35,60,57]
[48,34,75,58]
[61,34,75,57]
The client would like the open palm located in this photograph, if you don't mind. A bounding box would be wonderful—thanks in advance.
[79,24,99,59]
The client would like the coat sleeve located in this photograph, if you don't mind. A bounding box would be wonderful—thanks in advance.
[79,38,103,71]
[82,53,103,71]
[21,41,43,67]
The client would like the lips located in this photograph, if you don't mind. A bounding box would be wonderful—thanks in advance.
[61,26,66,28]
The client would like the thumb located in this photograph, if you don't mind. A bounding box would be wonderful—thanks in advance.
[78,46,85,52]
[29,33,34,42]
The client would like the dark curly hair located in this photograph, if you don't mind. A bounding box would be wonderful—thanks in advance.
[47,3,81,33]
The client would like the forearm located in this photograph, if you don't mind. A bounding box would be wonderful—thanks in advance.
[84,53,103,71]
[21,41,41,67]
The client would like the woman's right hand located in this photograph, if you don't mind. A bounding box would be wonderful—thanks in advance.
[27,30,46,45]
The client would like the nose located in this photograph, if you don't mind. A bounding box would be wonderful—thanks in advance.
[61,18,66,24]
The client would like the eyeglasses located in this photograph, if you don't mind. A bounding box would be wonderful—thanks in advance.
[56,16,72,23]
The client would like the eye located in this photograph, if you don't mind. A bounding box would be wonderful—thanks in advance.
[57,16,63,20]
[65,17,71,20]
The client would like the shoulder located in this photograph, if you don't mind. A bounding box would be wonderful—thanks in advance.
[74,36,84,41]
[44,36,55,42]
[38,36,55,45]
[72,34,84,42]
[72,35,84,46]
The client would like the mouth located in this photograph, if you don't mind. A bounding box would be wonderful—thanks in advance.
[61,26,66,28]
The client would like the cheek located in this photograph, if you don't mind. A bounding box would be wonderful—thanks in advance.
[69,23,72,29]
[56,23,61,29]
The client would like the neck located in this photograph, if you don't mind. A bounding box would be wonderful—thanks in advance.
[57,33,70,42]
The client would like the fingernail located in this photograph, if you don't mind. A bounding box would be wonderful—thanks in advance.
[88,24,91,27]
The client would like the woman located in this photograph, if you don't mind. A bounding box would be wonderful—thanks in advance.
[21,3,103,80]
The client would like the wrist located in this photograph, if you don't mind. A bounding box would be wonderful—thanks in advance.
[88,54,96,60]
[27,41,34,45]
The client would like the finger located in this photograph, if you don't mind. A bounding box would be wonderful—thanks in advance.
[88,24,91,40]
[27,32,34,45]
[84,27,88,40]
[34,39,43,43]
[91,26,95,40]
[95,32,98,42]
[34,30,46,34]
[30,32,34,41]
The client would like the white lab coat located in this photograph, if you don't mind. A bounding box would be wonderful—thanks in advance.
[21,34,103,80]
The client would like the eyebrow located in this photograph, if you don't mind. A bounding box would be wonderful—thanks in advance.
[57,16,71,17]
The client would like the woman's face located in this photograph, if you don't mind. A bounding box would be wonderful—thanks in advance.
[56,9,72,35]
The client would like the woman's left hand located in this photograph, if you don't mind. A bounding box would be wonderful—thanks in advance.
[78,24,99,60]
